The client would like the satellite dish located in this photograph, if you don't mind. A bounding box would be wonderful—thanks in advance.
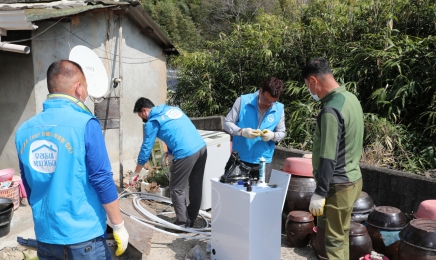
[69,45,109,99]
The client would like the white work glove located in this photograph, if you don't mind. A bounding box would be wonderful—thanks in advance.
[113,221,129,256]
[241,128,261,139]
[260,129,274,142]
[309,194,326,217]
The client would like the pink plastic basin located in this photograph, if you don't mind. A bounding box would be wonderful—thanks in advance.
[0,168,14,182]
[414,200,436,220]
[282,157,313,177]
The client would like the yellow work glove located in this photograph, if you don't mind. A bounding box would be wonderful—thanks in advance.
[309,194,326,216]
[260,129,274,142]
[241,128,261,139]
[113,221,129,256]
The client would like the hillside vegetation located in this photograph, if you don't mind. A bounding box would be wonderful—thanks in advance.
[142,0,436,175]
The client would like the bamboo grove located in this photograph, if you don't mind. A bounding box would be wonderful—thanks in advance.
[144,0,436,175]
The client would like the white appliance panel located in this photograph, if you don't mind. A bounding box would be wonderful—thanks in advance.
[211,179,282,260]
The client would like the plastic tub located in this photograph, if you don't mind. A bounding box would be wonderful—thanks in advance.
[414,200,436,220]
[282,157,313,177]
[0,168,14,182]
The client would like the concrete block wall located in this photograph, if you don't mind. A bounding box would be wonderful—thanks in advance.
[190,116,225,132]
[190,116,436,215]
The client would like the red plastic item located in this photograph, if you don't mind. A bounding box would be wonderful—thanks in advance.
[130,174,139,186]
[282,157,313,177]
[362,254,389,260]
[414,200,436,220]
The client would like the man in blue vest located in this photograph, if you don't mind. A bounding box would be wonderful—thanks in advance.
[223,77,286,182]
[133,98,207,229]
[15,60,129,259]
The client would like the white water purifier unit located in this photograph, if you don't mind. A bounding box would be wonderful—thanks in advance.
[197,130,231,210]
[210,170,291,260]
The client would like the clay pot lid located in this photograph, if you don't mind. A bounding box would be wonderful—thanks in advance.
[365,206,407,230]
[287,210,314,222]
[352,191,376,214]
[282,157,313,177]
[414,200,436,220]
[399,218,436,249]
[349,222,368,236]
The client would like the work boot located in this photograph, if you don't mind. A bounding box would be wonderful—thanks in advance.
[166,221,188,233]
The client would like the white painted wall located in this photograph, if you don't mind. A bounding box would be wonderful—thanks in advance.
[0,10,168,181]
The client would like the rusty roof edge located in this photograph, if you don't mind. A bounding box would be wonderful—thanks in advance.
[126,5,178,55]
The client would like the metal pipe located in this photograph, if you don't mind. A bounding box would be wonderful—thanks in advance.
[118,17,124,188]
[0,42,30,54]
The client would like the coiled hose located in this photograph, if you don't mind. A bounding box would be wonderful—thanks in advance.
[118,191,212,240]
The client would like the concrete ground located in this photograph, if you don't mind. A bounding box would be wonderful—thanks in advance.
[0,199,318,260]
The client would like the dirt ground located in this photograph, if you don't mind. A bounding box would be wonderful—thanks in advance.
[0,194,318,260]
[120,198,319,260]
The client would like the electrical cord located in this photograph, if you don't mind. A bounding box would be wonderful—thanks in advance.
[118,191,212,240]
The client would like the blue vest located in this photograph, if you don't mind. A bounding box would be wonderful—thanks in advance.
[232,92,284,163]
[149,104,206,160]
[15,95,106,244]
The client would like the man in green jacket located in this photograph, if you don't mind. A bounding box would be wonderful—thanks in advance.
[303,58,364,260]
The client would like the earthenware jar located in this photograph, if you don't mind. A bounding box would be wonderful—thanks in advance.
[310,226,328,260]
[311,223,374,260]
[285,210,314,248]
[365,206,407,260]
[351,191,375,223]
[398,218,436,259]
[286,176,316,213]
[349,222,373,260]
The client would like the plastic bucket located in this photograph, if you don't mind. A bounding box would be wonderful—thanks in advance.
[0,198,14,238]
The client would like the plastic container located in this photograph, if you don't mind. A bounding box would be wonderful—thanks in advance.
[0,198,14,238]
[13,176,27,199]
[0,168,14,182]
[0,182,20,210]
[282,157,313,177]
[413,200,436,220]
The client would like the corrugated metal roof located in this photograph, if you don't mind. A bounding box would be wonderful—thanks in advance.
[0,9,37,30]
[0,0,178,54]
[24,4,112,22]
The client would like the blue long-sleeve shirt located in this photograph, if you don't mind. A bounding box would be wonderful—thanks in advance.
[19,118,118,205]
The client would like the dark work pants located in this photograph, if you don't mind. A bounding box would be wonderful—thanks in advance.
[169,146,207,225]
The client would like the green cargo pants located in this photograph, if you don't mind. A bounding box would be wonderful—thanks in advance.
[317,178,363,260]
